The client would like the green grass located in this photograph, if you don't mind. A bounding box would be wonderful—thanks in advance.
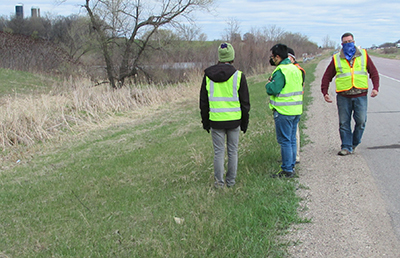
[0,63,317,257]
[0,68,53,96]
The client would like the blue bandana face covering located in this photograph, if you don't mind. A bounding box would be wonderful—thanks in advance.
[342,42,356,61]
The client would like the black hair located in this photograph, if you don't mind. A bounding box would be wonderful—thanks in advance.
[270,43,288,59]
[341,32,354,40]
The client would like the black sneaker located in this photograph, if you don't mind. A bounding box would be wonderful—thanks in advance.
[271,169,295,178]
[338,149,352,156]
[285,171,295,178]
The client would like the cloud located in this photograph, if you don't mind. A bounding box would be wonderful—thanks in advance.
[1,0,399,47]
[195,0,400,47]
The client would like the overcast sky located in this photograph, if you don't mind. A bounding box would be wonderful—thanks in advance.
[1,0,400,48]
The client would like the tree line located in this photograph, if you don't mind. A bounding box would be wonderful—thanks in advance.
[0,0,322,88]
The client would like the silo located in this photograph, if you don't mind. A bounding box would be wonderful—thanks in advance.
[16,4,24,18]
[31,7,40,18]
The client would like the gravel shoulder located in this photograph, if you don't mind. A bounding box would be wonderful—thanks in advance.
[287,58,400,257]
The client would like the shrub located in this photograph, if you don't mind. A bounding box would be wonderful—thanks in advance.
[383,47,398,54]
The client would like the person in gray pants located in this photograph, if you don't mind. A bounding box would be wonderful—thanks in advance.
[199,42,250,188]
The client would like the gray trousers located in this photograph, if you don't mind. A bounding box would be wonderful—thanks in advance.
[211,126,240,187]
[296,124,300,162]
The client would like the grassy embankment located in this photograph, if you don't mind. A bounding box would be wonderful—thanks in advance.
[0,68,53,96]
[368,48,400,59]
[0,61,316,257]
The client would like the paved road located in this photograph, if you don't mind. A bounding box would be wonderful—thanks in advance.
[361,56,400,240]
[287,57,400,257]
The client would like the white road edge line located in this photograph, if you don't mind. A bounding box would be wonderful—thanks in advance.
[380,74,400,83]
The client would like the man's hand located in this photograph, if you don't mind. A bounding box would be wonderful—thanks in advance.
[324,94,333,103]
[371,89,378,98]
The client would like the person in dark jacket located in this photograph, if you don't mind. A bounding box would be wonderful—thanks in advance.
[199,42,250,188]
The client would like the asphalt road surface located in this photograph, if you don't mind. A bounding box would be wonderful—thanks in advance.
[361,56,400,240]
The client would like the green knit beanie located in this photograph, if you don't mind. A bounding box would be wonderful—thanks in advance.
[218,43,235,62]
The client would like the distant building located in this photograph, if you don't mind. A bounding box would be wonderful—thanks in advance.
[16,4,24,18]
[31,7,40,18]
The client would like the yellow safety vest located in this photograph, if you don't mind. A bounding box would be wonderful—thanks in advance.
[206,71,242,121]
[333,49,368,92]
[269,64,303,115]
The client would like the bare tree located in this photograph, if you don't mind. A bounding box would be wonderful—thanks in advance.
[176,23,201,41]
[83,0,213,88]
[243,32,255,42]
[51,15,97,63]
[262,25,285,42]
[322,34,336,49]
[222,18,241,42]
[0,16,7,30]
[198,32,207,41]
[6,16,28,35]
[247,27,267,43]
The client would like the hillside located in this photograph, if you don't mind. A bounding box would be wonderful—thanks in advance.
[0,68,53,96]
[0,31,74,74]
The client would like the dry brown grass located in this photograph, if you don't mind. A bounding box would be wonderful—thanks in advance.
[0,71,202,166]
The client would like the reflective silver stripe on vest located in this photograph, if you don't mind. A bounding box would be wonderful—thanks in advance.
[209,71,239,102]
[210,107,241,113]
[336,54,343,73]
[336,71,368,78]
[276,91,303,97]
[270,100,303,106]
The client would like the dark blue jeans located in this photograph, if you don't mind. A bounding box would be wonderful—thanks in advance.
[273,111,300,172]
[336,94,368,152]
